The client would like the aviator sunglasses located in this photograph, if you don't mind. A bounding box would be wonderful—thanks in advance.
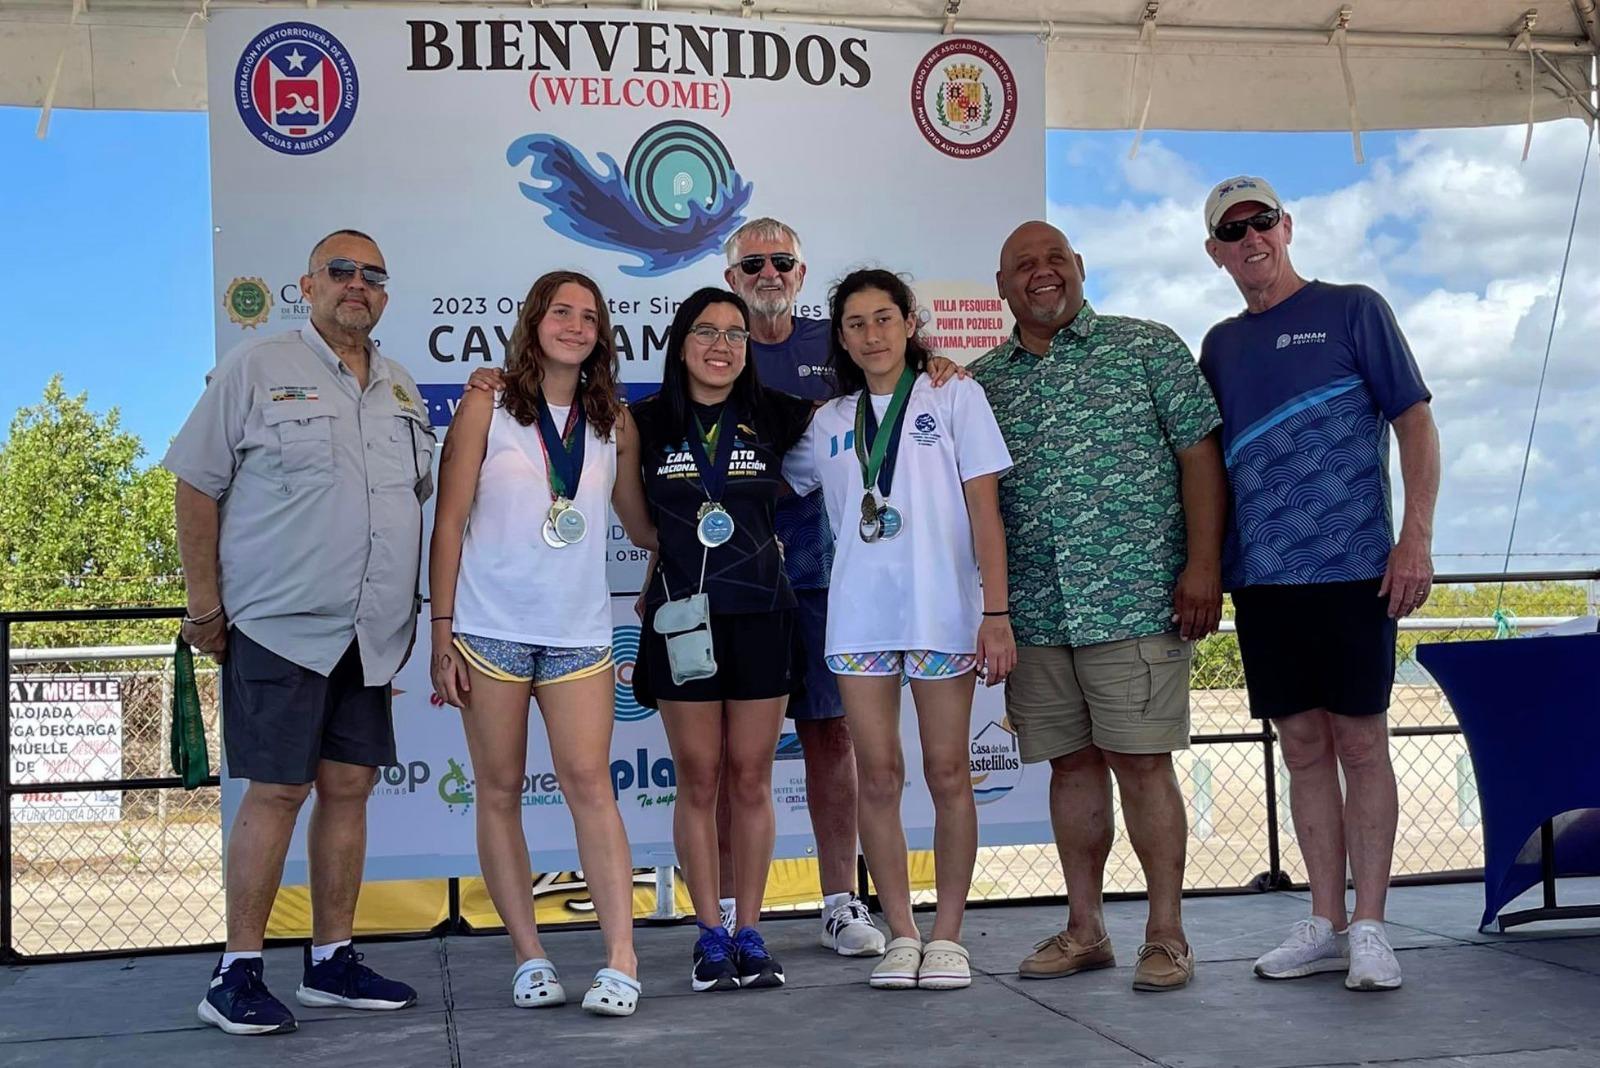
[1211,209,1282,244]
[317,257,391,288]
[737,253,799,275]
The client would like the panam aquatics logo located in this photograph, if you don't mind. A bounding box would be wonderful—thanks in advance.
[507,120,753,277]
[235,22,359,156]
[611,624,653,722]
[969,718,1022,805]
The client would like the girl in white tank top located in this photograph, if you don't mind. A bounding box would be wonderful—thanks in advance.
[427,271,655,1017]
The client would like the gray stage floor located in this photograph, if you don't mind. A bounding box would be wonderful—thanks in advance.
[3,879,1598,1067]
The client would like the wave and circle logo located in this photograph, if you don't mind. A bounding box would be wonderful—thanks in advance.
[507,120,753,277]
[234,22,359,156]
[611,624,652,721]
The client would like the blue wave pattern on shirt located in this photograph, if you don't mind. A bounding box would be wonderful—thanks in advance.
[1224,382,1395,587]
[775,489,833,591]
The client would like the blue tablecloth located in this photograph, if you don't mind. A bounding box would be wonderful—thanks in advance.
[1415,632,1600,930]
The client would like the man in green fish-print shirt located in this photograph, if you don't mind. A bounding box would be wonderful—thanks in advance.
[969,221,1227,994]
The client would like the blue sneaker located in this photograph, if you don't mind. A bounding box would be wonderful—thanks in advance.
[692,921,739,992]
[733,926,785,989]
[295,944,418,1010]
[197,957,297,1036]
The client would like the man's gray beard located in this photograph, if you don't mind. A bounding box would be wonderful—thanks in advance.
[1027,293,1071,324]
[333,304,376,332]
[748,291,792,318]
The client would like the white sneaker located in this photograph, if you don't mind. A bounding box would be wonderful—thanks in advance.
[1345,920,1402,991]
[1253,917,1349,980]
[821,896,887,957]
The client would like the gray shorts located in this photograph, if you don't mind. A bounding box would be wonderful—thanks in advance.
[221,628,395,785]
[1004,634,1193,762]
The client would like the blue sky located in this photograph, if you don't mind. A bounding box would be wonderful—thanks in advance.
[3,106,1595,566]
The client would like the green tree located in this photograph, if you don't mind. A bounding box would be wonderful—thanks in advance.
[0,376,181,647]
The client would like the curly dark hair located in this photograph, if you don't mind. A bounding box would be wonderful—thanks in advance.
[827,268,933,396]
[501,271,621,440]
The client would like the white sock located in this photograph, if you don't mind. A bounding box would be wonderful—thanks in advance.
[219,950,261,970]
[311,939,351,964]
[823,891,853,911]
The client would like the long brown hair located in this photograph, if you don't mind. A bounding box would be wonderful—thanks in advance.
[502,271,621,440]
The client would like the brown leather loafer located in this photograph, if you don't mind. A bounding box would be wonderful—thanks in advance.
[1018,931,1115,979]
[1133,940,1195,991]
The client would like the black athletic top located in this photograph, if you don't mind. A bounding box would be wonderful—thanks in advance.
[632,388,813,614]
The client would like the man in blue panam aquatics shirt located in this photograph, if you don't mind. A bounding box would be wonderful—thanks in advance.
[1199,176,1441,994]
[718,217,883,958]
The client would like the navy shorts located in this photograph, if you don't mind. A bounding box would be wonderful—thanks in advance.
[221,629,395,784]
[787,588,844,721]
[1232,578,1397,720]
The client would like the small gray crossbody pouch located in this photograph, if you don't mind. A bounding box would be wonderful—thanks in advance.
[653,548,717,685]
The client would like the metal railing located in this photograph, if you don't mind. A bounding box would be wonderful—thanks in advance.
[4,572,1597,962]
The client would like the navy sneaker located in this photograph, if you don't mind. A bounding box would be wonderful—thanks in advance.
[733,926,785,989]
[692,921,739,992]
[296,944,418,1010]
[197,957,297,1036]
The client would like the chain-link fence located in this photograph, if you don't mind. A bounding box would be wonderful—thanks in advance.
[5,577,1596,960]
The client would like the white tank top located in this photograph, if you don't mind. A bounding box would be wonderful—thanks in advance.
[453,398,615,647]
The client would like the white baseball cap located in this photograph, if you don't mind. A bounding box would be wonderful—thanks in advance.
[1204,175,1283,234]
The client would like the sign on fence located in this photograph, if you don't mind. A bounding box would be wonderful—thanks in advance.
[7,676,124,824]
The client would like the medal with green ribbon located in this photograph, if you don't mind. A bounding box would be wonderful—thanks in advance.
[853,365,915,542]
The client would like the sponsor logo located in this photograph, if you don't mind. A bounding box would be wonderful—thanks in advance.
[911,40,1018,159]
[774,731,805,762]
[234,22,359,155]
[611,625,652,721]
[610,746,677,804]
[1277,330,1328,349]
[434,755,565,814]
[507,120,752,277]
[969,719,1022,805]
[224,277,273,328]
[1216,178,1261,197]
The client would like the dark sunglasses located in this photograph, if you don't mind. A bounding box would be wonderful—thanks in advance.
[737,253,799,275]
[318,257,390,288]
[1211,209,1282,244]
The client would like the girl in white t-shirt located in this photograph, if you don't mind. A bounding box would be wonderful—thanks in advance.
[783,269,1016,992]
[428,271,655,1017]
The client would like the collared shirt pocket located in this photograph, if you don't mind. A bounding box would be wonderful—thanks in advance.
[381,408,436,500]
[261,399,337,487]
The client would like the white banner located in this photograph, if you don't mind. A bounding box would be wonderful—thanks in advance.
[8,676,123,824]
[206,7,1047,882]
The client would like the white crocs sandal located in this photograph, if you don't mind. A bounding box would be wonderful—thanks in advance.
[512,958,566,1008]
[918,940,972,990]
[582,968,641,1017]
[869,937,923,990]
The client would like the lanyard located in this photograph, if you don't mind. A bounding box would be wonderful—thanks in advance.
[853,366,916,498]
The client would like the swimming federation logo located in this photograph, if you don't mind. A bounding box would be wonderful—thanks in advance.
[1276,334,1292,350]
[911,39,1018,159]
[508,120,753,277]
[969,719,1022,805]
[611,625,652,721]
[234,23,359,155]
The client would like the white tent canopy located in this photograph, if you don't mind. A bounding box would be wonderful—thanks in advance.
[1,0,1595,130]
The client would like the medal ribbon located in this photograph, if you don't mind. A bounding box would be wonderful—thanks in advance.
[534,391,586,500]
[853,366,916,498]
[686,404,738,502]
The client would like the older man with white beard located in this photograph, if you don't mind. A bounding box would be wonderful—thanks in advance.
[969,221,1228,993]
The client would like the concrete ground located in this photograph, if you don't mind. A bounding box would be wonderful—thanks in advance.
[3,879,1597,1068]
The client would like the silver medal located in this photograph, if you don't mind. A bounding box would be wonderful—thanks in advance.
[697,502,735,547]
[877,504,903,540]
[554,504,588,544]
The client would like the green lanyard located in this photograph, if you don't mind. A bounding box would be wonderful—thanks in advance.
[853,365,916,496]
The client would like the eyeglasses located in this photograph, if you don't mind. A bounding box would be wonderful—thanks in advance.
[1211,209,1282,244]
[737,253,799,275]
[689,325,750,348]
[316,258,390,288]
